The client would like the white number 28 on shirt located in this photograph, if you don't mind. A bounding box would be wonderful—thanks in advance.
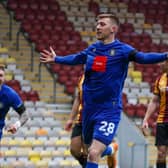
[99,121,115,136]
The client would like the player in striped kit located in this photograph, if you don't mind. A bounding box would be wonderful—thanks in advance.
[65,74,87,167]
[143,60,168,168]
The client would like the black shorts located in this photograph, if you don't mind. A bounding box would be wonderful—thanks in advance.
[71,123,82,139]
[155,123,168,146]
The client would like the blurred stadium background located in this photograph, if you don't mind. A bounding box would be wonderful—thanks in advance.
[0,0,168,167]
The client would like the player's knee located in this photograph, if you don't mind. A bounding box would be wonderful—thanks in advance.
[70,147,80,158]
[157,150,167,161]
[88,148,100,161]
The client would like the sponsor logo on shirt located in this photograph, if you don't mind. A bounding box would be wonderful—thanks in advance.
[92,56,107,72]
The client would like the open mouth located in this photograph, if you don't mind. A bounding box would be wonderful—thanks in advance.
[96,32,102,35]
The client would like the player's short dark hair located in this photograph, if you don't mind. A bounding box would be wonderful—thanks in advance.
[0,64,5,71]
[96,12,120,26]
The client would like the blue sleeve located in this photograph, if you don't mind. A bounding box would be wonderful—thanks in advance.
[122,43,136,60]
[55,50,87,65]
[134,52,167,64]
[123,43,168,64]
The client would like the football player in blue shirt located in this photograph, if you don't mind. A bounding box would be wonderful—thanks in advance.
[0,65,29,156]
[40,13,168,168]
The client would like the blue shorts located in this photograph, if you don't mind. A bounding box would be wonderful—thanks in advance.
[82,104,121,146]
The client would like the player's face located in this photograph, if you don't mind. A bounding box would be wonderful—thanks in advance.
[96,18,115,42]
[0,69,5,85]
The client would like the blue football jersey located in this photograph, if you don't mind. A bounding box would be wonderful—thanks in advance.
[0,84,23,130]
[55,39,167,110]
[55,39,167,145]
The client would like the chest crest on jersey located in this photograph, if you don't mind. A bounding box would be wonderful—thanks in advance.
[110,49,115,56]
[92,48,96,52]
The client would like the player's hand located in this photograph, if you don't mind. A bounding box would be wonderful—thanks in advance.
[142,119,149,129]
[6,124,17,134]
[141,119,150,136]
[40,46,56,63]
[64,119,73,131]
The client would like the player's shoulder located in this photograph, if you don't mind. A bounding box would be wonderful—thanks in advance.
[88,42,99,49]
[2,84,17,95]
[118,40,134,50]
[2,84,11,91]
[116,40,136,56]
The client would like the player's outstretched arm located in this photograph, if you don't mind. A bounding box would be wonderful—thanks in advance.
[134,52,168,64]
[65,93,80,131]
[6,105,29,134]
[40,46,56,64]
[142,95,159,129]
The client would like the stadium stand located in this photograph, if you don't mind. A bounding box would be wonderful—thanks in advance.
[0,46,40,102]
[11,0,85,97]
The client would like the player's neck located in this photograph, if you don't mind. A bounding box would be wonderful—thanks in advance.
[103,39,115,44]
[102,36,115,44]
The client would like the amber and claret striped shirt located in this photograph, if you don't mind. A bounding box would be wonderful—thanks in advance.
[154,73,168,123]
[75,74,84,124]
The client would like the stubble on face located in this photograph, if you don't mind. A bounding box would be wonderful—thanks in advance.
[96,18,114,43]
